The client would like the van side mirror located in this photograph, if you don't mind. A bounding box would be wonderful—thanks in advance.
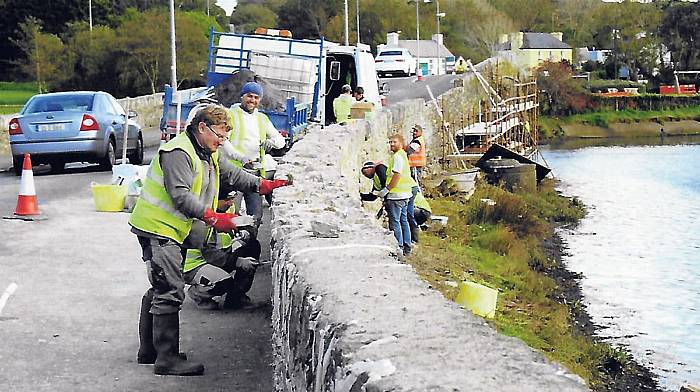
[128,109,139,119]
[380,82,390,95]
[330,61,341,81]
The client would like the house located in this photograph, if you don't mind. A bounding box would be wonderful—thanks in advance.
[495,32,572,70]
[577,47,612,65]
[378,32,455,76]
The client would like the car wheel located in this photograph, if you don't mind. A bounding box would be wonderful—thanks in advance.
[12,156,22,176]
[50,160,66,174]
[99,139,116,171]
[128,134,144,165]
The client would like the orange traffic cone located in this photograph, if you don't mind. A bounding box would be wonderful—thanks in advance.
[14,153,40,216]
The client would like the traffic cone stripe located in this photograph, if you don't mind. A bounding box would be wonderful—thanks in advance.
[14,153,41,216]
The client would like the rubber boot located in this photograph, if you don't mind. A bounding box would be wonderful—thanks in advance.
[152,313,203,376]
[137,290,187,364]
[137,289,157,364]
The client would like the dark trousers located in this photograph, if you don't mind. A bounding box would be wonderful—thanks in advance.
[137,236,186,315]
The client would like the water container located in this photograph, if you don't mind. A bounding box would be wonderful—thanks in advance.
[483,158,536,192]
[91,183,127,212]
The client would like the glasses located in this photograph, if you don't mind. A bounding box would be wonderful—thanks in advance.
[204,123,229,141]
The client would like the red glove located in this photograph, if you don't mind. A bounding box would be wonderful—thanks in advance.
[259,179,289,195]
[203,208,238,232]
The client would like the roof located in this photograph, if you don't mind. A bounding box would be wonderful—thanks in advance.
[396,39,454,58]
[522,33,571,49]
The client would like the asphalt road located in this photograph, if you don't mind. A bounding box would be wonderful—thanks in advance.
[381,73,464,105]
[0,130,275,391]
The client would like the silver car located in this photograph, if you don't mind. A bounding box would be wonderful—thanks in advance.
[9,91,143,175]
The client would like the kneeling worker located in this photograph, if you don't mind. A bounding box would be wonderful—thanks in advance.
[412,190,432,227]
[184,220,262,310]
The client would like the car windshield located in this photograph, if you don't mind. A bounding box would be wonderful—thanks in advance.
[23,94,95,114]
[378,51,405,57]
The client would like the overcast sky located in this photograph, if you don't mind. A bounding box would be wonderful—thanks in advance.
[216,0,236,15]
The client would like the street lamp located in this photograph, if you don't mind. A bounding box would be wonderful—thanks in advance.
[411,0,431,77]
[435,0,445,75]
[88,0,93,31]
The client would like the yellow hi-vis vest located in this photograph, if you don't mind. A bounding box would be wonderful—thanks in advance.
[227,106,268,177]
[129,133,219,244]
[333,94,354,123]
[387,149,417,195]
[414,191,432,213]
[183,207,236,273]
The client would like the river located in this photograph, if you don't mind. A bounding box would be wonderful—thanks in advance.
[542,136,700,391]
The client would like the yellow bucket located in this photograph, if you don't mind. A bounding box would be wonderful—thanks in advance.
[455,280,498,318]
[91,183,127,212]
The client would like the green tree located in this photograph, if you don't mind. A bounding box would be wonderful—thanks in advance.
[67,24,122,93]
[12,17,73,92]
[230,4,278,34]
[536,60,589,115]
[658,1,700,71]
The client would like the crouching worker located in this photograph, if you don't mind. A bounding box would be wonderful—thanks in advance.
[184,219,262,310]
[412,191,432,227]
[128,104,290,376]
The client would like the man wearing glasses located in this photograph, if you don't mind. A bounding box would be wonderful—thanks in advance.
[129,104,289,376]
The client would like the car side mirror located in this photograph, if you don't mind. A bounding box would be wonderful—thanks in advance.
[330,61,341,81]
[128,109,139,119]
[380,82,390,95]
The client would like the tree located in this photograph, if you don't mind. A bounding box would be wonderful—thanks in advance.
[230,4,278,34]
[12,17,73,92]
[658,1,700,71]
[67,24,122,93]
[536,60,589,115]
[116,9,213,95]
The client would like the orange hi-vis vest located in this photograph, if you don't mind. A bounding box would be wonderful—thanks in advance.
[408,135,426,168]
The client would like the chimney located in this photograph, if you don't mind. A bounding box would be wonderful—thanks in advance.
[550,32,563,42]
[432,33,443,46]
[387,32,399,47]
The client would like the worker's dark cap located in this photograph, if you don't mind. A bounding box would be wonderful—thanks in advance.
[361,161,375,170]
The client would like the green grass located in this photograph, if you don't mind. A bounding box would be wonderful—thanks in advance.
[0,81,38,107]
[0,105,23,114]
[408,181,634,389]
[541,106,700,139]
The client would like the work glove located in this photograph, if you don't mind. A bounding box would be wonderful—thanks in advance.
[235,256,258,273]
[203,208,238,233]
[377,187,389,198]
[259,177,291,195]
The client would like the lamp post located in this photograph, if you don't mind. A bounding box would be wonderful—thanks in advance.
[412,0,431,77]
[356,0,360,44]
[436,0,445,75]
[344,0,349,45]
[88,0,93,31]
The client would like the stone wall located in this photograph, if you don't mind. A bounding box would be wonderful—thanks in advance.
[268,99,587,391]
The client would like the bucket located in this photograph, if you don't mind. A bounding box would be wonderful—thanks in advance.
[455,280,498,318]
[91,183,127,212]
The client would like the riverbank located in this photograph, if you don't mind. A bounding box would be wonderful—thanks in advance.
[410,180,664,391]
[540,108,700,141]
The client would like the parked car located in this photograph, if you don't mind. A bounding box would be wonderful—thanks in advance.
[375,48,417,77]
[8,91,143,175]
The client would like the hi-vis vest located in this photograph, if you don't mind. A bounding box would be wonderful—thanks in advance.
[129,133,219,244]
[227,106,267,177]
[184,232,234,273]
[408,135,426,168]
[183,203,237,273]
[414,191,432,213]
[387,149,417,195]
[333,94,354,123]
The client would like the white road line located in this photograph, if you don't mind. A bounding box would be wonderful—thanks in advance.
[0,282,18,316]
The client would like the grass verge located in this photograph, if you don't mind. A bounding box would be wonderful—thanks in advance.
[540,106,700,139]
[409,179,661,391]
